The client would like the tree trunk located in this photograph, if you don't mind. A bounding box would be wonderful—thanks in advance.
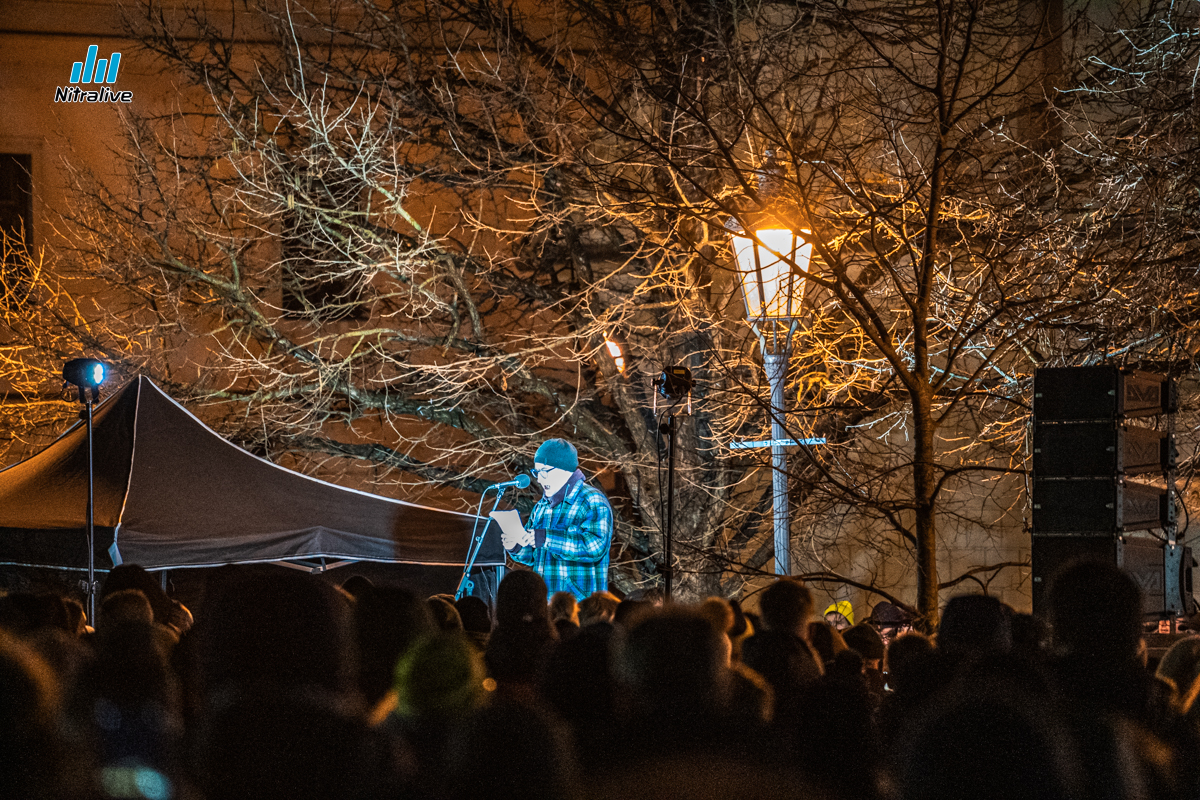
[912,390,940,628]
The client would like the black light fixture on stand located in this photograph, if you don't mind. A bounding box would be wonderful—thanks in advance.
[63,358,107,624]
[654,365,694,600]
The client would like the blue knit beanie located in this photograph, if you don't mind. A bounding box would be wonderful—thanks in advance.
[534,438,578,472]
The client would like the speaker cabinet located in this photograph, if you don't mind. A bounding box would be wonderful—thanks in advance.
[1031,535,1190,618]
[1031,535,1119,615]
[1034,366,1175,421]
[1032,478,1171,533]
[1032,422,1171,477]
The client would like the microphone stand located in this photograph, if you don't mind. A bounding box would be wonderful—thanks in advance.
[660,413,677,601]
[455,485,508,601]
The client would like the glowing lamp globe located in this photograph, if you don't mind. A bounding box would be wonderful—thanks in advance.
[731,228,812,320]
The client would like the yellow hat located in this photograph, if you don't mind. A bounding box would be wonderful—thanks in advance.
[823,601,854,625]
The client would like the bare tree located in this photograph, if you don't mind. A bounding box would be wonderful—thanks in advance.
[1042,0,1200,555]
[5,0,1197,615]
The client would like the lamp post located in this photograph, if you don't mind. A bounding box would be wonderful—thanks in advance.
[726,161,812,576]
[63,358,107,624]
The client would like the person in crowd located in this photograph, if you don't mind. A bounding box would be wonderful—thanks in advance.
[806,619,848,669]
[340,574,374,599]
[389,630,488,794]
[0,591,71,636]
[741,578,823,723]
[192,567,396,800]
[935,593,1013,671]
[76,606,183,776]
[189,565,357,702]
[447,697,581,800]
[697,597,736,664]
[604,604,796,800]
[97,588,183,662]
[550,591,580,623]
[876,630,939,753]
[843,620,885,668]
[696,598,773,733]
[894,678,1087,800]
[485,569,558,699]
[626,587,666,606]
[1044,558,1187,797]
[727,599,754,662]
[62,597,88,636]
[454,594,493,652]
[549,590,581,641]
[1045,558,1171,728]
[1158,636,1200,710]
[499,438,614,600]
[841,621,886,704]
[613,597,654,629]
[794,644,881,799]
[100,564,193,636]
[0,630,93,800]
[203,683,397,800]
[353,585,435,713]
[868,600,912,645]
[427,595,465,632]
[823,600,853,630]
[578,590,620,627]
[541,620,621,774]
[610,607,736,757]
[97,588,155,630]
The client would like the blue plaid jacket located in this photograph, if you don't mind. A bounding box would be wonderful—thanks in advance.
[508,470,613,600]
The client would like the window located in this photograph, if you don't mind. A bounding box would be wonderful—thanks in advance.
[0,154,33,305]
[0,153,32,249]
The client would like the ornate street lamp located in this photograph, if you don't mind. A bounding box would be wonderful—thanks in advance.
[726,152,813,576]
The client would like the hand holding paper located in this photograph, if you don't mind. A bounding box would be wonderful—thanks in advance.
[491,509,534,549]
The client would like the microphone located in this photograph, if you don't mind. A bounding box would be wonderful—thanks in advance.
[489,473,532,491]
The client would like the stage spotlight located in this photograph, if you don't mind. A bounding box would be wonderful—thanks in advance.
[655,366,694,401]
[63,358,107,403]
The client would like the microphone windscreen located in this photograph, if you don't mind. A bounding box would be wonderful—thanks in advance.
[514,473,532,489]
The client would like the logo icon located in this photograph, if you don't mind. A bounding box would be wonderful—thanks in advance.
[71,45,121,84]
[55,45,132,103]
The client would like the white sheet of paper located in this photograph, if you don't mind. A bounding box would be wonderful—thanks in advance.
[489,509,527,538]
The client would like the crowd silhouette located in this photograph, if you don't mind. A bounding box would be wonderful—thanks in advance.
[3,558,1200,800]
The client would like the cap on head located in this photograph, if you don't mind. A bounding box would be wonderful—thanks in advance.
[870,601,909,626]
[534,438,578,472]
[824,601,854,626]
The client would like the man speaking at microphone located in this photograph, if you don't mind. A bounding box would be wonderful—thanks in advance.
[500,438,614,600]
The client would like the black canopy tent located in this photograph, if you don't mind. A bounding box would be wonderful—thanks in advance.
[0,376,503,576]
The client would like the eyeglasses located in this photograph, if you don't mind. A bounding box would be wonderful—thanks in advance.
[530,466,555,478]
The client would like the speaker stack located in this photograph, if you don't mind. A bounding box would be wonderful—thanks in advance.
[1031,366,1192,618]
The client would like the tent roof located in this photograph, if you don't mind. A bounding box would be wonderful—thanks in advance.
[0,376,501,571]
